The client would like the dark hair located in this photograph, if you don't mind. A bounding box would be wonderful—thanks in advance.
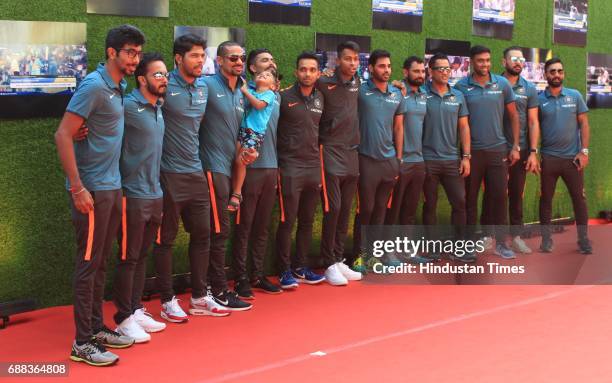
[369,49,391,66]
[503,46,523,58]
[135,52,165,80]
[428,53,449,68]
[247,48,273,75]
[295,51,320,68]
[105,24,146,59]
[403,55,424,70]
[544,57,563,71]
[470,45,491,58]
[173,33,206,59]
[217,41,241,57]
[337,41,360,57]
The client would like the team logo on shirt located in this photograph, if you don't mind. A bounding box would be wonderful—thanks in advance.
[239,98,244,106]
[490,83,499,90]
[449,95,456,102]
[565,96,573,103]
[314,98,322,108]
[516,87,525,94]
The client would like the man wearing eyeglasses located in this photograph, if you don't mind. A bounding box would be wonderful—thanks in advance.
[538,57,592,254]
[55,24,145,367]
[199,41,253,311]
[153,34,230,324]
[481,47,541,255]
[231,48,283,298]
[454,45,520,260]
[112,52,168,343]
[421,53,472,261]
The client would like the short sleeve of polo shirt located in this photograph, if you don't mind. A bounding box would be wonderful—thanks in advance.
[502,79,516,105]
[527,85,539,109]
[66,77,101,120]
[576,91,589,114]
[395,92,408,115]
[458,92,470,117]
[255,89,276,105]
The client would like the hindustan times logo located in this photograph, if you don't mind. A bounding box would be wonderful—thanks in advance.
[372,237,486,258]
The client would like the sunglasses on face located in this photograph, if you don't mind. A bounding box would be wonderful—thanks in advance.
[510,56,526,64]
[151,71,170,80]
[432,66,451,73]
[226,54,247,63]
[118,48,144,60]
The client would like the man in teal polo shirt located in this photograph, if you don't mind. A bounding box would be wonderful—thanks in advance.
[352,49,405,265]
[55,25,145,367]
[454,45,520,260]
[200,41,252,311]
[481,46,541,254]
[385,56,427,227]
[421,53,473,262]
[231,48,283,298]
[153,34,231,324]
[538,57,592,254]
[112,52,168,343]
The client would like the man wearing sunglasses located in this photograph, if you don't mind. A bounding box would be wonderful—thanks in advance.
[481,47,541,255]
[154,34,230,324]
[421,53,472,261]
[200,41,252,310]
[455,45,520,260]
[538,57,592,254]
[112,52,168,343]
[231,48,283,298]
[55,24,145,367]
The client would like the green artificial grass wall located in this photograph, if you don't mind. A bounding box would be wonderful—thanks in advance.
[1,0,611,308]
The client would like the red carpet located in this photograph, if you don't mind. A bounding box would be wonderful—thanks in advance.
[2,225,612,382]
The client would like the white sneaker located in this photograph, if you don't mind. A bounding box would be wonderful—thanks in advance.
[325,264,348,286]
[336,261,363,281]
[116,315,151,343]
[133,308,166,333]
[160,296,188,323]
[512,236,532,254]
[482,236,494,250]
[190,294,231,317]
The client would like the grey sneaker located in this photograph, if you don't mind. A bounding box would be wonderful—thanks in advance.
[70,340,119,367]
[512,236,532,254]
[93,326,135,349]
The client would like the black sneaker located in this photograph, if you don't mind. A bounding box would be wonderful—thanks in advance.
[252,277,282,294]
[540,238,554,253]
[578,238,593,254]
[70,339,118,367]
[214,290,252,311]
[235,278,254,300]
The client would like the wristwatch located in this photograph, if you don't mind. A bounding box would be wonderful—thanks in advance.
[529,148,539,154]
[462,153,472,159]
[581,148,589,156]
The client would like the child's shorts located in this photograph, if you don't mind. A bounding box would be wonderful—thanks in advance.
[239,127,265,150]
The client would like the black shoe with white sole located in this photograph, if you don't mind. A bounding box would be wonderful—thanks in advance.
[214,290,252,311]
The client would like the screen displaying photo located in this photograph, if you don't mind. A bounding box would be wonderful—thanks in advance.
[518,47,553,92]
[86,0,169,18]
[315,33,371,83]
[553,0,588,46]
[249,0,311,26]
[372,0,423,32]
[174,26,246,76]
[424,38,471,87]
[472,0,515,40]
[0,20,87,118]
[586,52,612,108]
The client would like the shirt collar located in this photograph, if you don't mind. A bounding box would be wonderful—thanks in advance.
[96,63,126,92]
[544,86,567,98]
[334,70,358,86]
[468,72,497,87]
[404,81,426,96]
[170,68,196,89]
[293,81,318,101]
[366,79,391,94]
[215,71,244,92]
[426,81,452,97]
[131,88,162,107]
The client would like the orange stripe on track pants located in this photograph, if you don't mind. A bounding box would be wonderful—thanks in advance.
[121,197,127,261]
[319,144,329,213]
[207,171,221,233]
[84,210,95,261]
